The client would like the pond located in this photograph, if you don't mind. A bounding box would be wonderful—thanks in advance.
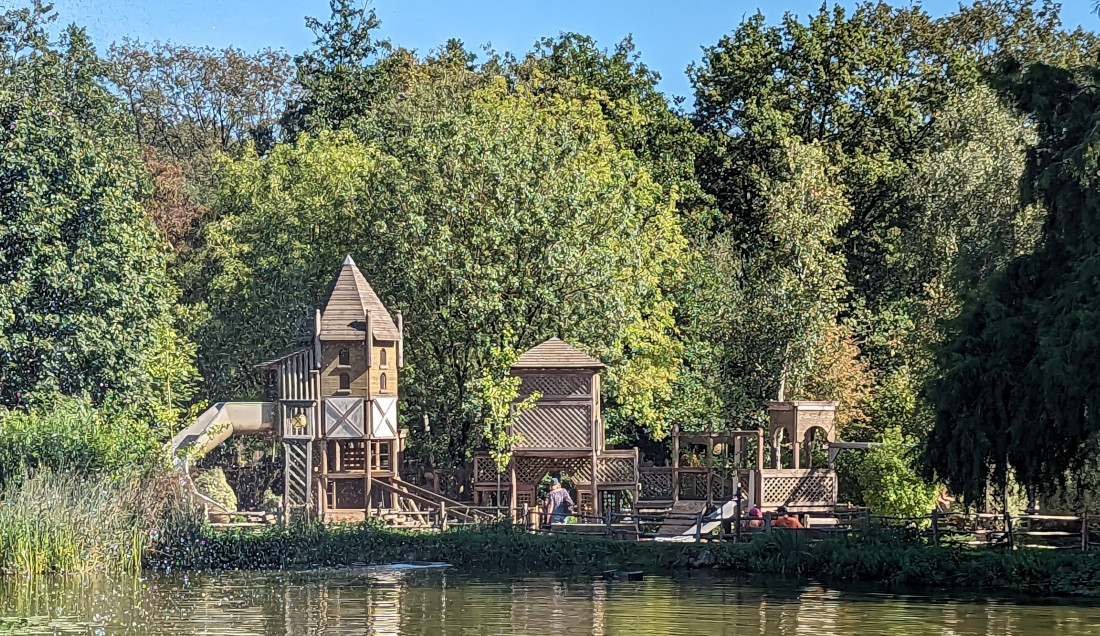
[2,566,1100,635]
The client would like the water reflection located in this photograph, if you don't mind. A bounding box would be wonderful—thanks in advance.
[2,567,1100,635]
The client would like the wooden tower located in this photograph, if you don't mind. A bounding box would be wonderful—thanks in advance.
[257,255,404,522]
[317,255,404,521]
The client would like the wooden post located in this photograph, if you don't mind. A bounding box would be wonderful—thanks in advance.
[440,501,447,532]
[734,489,742,543]
[1005,510,1015,549]
[672,423,680,504]
[320,440,329,520]
[931,508,940,547]
[755,429,765,505]
[364,439,373,516]
[605,507,613,538]
[1083,512,1089,552]
[695,509,703,542]
[508,461,517,523]
[396,310,404,369]
[764,512,772,533]
[706,436,715,506]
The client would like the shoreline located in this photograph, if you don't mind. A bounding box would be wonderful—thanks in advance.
[144,523,1100,598]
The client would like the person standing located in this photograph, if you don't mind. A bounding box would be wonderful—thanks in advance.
[543,477,575,525]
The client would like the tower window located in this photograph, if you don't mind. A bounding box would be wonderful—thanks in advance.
[379,348,387,368]
[338,348,350,366]
[339,373,350,390]
[379,373,388,392]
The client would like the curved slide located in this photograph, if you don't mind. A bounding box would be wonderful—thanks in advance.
[169,402,276,516]
[169,402,276,469]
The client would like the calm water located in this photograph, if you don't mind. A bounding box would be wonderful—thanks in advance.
[2,566,1099,635]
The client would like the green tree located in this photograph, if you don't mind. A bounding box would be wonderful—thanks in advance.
[108,40,298,192]
[923,59,1100,502]
[188,58,684,462]
[0,3,197,421]
[674,140,853,427]
[857,427,938,517]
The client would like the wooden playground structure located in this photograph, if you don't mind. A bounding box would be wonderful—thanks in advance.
[169,256,863,535]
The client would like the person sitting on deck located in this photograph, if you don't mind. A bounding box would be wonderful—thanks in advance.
[746,507,764,529]
[772,506,804,529]
[543,478,575,525]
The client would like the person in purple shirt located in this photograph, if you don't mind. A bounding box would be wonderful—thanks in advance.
[543,477,574,524]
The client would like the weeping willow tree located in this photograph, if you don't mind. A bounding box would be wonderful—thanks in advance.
[922,59,1100,504]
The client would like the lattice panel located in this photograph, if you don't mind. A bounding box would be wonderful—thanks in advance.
[710,475,736,501]
[678,472,709,500]
[761,472,836,506]
[474,455,502,484]
[519,374,589,397]
[514,406,590,448]
[597,456,636,483]
[639,470,672,499]
[515,456,592,485]
[516,490,534,506]
[284,440,311,508]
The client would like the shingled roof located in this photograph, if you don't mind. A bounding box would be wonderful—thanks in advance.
[319,256,401,341]
[512,338,604,370]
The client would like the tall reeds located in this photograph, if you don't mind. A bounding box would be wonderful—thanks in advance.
[0,470,195,575]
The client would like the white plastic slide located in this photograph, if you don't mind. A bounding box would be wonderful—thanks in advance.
[169,402,276,516]
[169,402,275,469]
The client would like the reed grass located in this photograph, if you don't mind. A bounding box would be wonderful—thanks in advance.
[0,469,196,575]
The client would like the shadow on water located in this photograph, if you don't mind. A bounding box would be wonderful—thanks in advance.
[4,566,1100,635]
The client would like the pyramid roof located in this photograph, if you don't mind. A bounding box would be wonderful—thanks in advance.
[319,255,401,341]
[511,338,604,370]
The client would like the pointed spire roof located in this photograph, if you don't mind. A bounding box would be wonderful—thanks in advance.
[319,256,401,341]
[512,338,605,370]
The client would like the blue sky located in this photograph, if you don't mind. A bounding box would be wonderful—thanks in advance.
[34,0,1100,100]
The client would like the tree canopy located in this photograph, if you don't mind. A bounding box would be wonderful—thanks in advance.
[0,4,196,422]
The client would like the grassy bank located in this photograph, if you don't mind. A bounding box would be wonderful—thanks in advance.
[148,522,1100,596]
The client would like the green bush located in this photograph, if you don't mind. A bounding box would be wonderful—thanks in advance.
[192,467,238,512]
[856,427,938,518]
[0,395,165,484]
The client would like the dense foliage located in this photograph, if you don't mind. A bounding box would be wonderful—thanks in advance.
[923,58,1100,503]
[0,5,197,422]
[1,0,1099,506]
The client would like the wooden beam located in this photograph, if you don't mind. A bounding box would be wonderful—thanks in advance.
[365,309,373,369]
[672,422,680,505]
[396,310,404,369]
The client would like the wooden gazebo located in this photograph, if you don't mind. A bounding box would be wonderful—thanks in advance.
[473,338,639,517]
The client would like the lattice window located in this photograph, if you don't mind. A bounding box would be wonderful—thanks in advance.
[515,457,592,485]
[517,491,533,506]
[372,441,391,471]
[579,492,594,513]
[597,457,635,483]
[475,455,502,484]
[519,375,588,397]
